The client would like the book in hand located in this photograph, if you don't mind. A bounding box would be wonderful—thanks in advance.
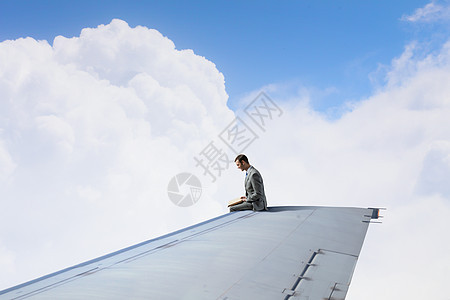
[228,197,244,207]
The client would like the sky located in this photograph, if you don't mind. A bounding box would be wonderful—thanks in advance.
[0,0,438,112]
[0,1,450,299]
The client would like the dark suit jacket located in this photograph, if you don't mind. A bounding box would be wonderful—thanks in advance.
[245,166,268,211]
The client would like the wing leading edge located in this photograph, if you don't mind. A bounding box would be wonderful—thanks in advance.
[0,206,379,299]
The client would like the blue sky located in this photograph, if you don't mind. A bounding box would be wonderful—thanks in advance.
[0,0,434,111]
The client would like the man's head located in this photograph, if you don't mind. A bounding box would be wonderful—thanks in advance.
[235,154,250,171]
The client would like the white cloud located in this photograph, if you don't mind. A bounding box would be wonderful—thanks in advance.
[416,140,450,197]
[1,17,449,300]
[35,115,75,154]
[401,0,450,23]
[0,138,16,181]
[0,19,234,289]
[0,243,15,275]
[348,195,450,300]
[235,39,450,300]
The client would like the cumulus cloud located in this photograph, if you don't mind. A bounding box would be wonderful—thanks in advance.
[416,140,450,198]
[0,139,16,181]
[401,0,450,23]
[0,19,234,289]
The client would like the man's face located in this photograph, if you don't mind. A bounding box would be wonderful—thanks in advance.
[236,160,246,171]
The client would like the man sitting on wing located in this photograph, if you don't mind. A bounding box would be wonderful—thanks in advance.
[230,154,268,212]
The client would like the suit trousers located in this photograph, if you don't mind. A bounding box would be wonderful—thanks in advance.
[229,201,253,212]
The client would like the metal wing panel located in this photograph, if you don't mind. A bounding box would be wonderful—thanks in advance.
[0,206,376,300]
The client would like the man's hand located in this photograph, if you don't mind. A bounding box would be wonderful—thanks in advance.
[240,196,247,201]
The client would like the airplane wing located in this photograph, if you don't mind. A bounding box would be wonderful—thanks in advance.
[0,206,380,299]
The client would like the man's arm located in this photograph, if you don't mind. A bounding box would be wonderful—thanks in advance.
[246,172,264,203]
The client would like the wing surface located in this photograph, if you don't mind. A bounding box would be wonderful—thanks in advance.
[0,206,379,299]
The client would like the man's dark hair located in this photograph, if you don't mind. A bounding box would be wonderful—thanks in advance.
[235,154,249,164]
